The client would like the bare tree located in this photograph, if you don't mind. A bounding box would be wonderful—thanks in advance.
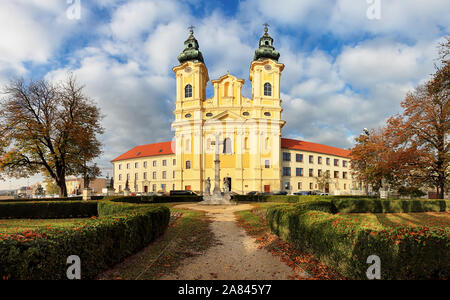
[0,74,104,197]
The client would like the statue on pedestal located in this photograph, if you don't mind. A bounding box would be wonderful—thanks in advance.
[205,177,211,196]
[223,177,229,193]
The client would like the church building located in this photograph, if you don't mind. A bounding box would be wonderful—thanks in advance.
[112,27,353,195]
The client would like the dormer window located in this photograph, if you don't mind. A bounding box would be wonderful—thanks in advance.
[264,83,272,96]
[185,84,192,98]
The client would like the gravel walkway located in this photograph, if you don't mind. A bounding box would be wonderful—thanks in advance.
[161,203,309,280]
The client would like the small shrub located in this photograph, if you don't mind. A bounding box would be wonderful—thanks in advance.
[397,187,427,198]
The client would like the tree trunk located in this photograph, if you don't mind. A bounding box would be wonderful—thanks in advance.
[57,178,68,198]
[438,181,445,200]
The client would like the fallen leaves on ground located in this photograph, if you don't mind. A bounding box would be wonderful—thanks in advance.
[236,209,345,280]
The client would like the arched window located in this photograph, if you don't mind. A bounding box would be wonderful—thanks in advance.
[185,160,191,169]
[185,84,192,98]
[223,138,232,154]
[185,138,191,153]
[264,83,272,96]
[265,137,270,151]
[224,82,230,97]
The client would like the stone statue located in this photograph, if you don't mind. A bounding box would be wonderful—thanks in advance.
[84,173,90,189]
[223,177,229,193]
[205,177,211,196]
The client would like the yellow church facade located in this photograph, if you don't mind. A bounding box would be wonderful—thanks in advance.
[112,27,355,195]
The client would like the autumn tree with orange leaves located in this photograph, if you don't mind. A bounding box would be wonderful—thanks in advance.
[0,74,104,197]
[351,38,449,198]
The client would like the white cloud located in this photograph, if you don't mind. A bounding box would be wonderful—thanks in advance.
[107,0,186,40]
[336,39,437,89]
[241,0,449,41]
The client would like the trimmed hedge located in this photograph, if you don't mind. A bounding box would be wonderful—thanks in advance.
[234,194,329,203]
[331,199,450,213]
[267,206,450,279]
[110,195,203,204]
[0,196,105,202]
[0,201,98,219]
[97,201,149,216]
[235,194,450,213]
[297,200,338,214]
[0,202,170,280]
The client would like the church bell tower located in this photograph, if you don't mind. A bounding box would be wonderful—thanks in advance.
[172,27,209,191]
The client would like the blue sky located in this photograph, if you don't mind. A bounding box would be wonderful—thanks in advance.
[0,0,449,190]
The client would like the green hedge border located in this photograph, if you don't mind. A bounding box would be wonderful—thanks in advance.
[332,199,450,213]
[0,202,170,280]
[0,196,105,202]
[109,195,203,204]
[235,195,450,213]
[267,205,450,279]
[0,201,98,219]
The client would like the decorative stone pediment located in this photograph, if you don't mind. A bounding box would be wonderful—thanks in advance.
[210,110,242,121]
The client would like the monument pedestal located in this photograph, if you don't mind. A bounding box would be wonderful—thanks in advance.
[123,189,131,196]
[199,135,234,205]
[82,188,92,201]
[106,188,115,196]
[201,191,233,205]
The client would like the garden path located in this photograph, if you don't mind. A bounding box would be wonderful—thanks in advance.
[160,203,309,280]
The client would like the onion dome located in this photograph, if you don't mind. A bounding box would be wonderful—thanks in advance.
[254,24,280,62]
[177,26,205,64]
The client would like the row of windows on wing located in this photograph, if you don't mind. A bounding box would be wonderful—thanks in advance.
[184,82,273,98]
[285,181,350,191]
[118,159,176,170]
[118,183,173,193]
[118,170,176,181]
[282,152,349,168]
[281,167,349,179]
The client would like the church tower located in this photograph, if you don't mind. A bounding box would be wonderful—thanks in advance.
[172,27,209,191]
[248,24,285,192]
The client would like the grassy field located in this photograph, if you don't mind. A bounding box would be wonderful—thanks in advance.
[247,202,450,229]
[0,218,95,235]
[338,211,450,230]
[0,202,194,236]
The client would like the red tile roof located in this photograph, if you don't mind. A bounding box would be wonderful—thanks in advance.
[281,138,351,158]
[111,141,175,162]
[111,138,350,162]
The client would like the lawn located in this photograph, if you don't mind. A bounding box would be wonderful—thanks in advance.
[0,202,198,237]
[0,218,95,235]
[247,202,450,230]
[338,211,450,230]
